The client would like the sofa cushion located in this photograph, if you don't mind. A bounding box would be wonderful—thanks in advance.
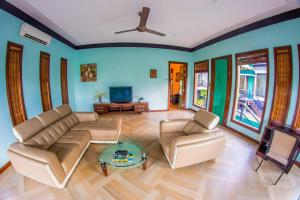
[24,120,69,149]
[61,113,79,129]
[49,143,82,173]
[193,109,219,130]
[36,110,61,127]
[159,132,186,158]
[57,130,90,150]
[72,118,121,141]
[54,104,72,118]
[74,112,98,122]
[12,118,44,142]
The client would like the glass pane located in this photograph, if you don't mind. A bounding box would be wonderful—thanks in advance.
[99,141,145,168]
[194,72,208,108]
[233,62,267,129]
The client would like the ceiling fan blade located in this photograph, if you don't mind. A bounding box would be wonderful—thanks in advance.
[145,28,166,36]
[139,7,150,27]
[114,29,137,34]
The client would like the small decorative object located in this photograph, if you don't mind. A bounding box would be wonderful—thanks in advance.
[135,96,144,103]
[112,150,134,163]
[150,69,157,78]
[80,63,97,82]
[95,90,106,103]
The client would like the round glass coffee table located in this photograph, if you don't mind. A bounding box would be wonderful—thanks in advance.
[98,141,147,176]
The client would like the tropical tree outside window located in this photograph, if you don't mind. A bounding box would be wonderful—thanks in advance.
[232,49,269,132]
[194,60,209,109]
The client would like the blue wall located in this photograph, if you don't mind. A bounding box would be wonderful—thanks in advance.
[1,6,300,167]
[0,10,76,167]
[191,18,300,161]
[74,48,193,111]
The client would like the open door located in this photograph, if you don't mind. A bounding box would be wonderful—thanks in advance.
[168,61,188,110]
[209,55,232,125]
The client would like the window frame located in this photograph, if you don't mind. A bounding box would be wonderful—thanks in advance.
[292,44,300,132]
[193,60,209,109]
[231,49,269,133]
[6,41,27,126]
[40,51,52,112]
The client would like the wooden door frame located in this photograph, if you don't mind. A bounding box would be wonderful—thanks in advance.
[209,55,232,125]
[168,61,188,110]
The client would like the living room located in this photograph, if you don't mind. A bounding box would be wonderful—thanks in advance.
[0,0,300,199]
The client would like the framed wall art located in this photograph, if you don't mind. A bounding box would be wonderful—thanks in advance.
[80,63,97,82]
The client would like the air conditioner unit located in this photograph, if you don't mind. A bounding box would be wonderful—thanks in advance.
[20,23,52,45]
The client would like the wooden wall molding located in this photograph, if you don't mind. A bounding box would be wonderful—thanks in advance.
[40,51,52,112]
[193,60,209,109]
[209,55,232,125]
[231,49,269,133]
[0,161,11,174]
[292,44,300,130]
[60,58,69,105]
[270,46,293,126]
[6,41,27,126]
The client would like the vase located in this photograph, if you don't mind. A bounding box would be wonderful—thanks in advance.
[98,96,102,103]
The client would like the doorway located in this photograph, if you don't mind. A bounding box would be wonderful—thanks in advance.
[209,55,232,125]
[168,61,188,110]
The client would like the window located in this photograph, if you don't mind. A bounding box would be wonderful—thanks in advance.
[270,46,292,126]
[61,58,69,104]
[6,42,27,126]
[193,60,209,109]
[40,51,52,112]
[232,49,269,132]
[292,44,300,130]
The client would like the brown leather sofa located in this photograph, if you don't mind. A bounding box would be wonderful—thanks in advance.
[159,109,226,169]
[7,104,121,188]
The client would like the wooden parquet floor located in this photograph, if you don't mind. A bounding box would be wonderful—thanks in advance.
[0,110,300,200]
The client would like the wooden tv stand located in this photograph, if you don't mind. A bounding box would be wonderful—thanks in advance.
[94,102,149,114]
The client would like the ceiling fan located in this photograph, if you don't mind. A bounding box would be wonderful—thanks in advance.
[115,7,166,36]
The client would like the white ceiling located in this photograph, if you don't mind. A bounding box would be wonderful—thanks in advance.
[8,0,300,48]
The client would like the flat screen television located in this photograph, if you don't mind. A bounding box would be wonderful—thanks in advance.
[109,87,132,103]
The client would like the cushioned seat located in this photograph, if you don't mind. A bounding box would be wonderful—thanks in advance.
[160,132,186,158]
[159,109,226,169]
[57,130,90,150]
[49,143,82,173]
[72,118,122,141]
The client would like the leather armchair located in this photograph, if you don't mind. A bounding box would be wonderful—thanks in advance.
[159,109,226,169]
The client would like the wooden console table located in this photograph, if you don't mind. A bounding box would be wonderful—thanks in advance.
[94,102,149,114]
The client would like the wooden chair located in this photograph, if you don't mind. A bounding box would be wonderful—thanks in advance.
[256,124,300,185]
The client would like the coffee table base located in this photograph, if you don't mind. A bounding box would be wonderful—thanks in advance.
[100,160,147,177]
[100,161,108,177]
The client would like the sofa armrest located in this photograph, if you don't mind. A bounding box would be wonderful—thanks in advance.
[168,131,226,168]
[8,143,65,184]
[74,112,98,122]
[160,119,191,133]
[171,131,225,146]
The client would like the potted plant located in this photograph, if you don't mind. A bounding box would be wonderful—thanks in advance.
[95,91,106,103]
[135,96,145,103]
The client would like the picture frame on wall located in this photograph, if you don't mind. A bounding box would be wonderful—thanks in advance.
[80,63,97,82]
[150,69,157,78]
